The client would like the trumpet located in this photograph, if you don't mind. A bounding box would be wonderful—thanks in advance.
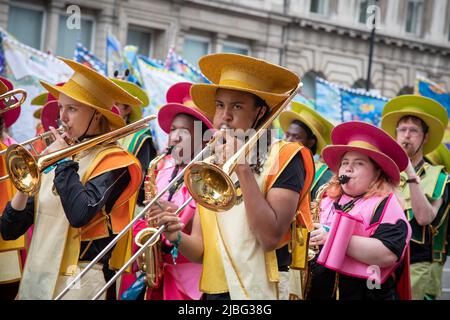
[0,89,27,115]
[183,83,301,212]
[4,115,156,196]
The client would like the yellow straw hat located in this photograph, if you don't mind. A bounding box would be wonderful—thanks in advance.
[40,57,142,129]
[279,102,334,154]
[110,78,150,123]
[381,95,448,154]
[190,53,300,117]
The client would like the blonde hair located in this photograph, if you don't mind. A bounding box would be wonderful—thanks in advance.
[98,115,112,134]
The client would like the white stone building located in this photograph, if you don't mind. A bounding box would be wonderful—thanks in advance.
[1,0,450,98]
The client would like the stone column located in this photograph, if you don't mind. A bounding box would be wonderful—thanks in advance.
[0,1,10,30]
[95,7,114,61]
[384,0,402,35]
[44,1,64,54]
[424,0,447,44]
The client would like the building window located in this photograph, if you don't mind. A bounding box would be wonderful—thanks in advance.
[7,5,44,49]
[405,0,423,34]
[182,36,210,67]
[310,0,326,14]
[127,26,153,57]
[448,23,450,41]
[222,42,249,55]
[56,16,94,58]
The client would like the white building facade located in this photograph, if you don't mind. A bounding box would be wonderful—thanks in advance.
[1,0,450,98]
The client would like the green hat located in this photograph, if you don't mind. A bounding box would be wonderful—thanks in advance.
[110,78,150,123]
[425,143,450,172]
[279,102,334,154]
[31,93,48,106]
[381,95,448,154]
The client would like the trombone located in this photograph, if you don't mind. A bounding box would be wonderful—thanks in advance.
[0,89,27,114]
[0,128,65,183]
[0,127,65,157]
[183,83,302,211]
[4,115,156,195]
[58,84,301,300]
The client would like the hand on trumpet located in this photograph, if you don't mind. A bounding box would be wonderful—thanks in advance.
[308,223,329,247]
[41,126,70,155]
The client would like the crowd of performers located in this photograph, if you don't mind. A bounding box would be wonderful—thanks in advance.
[0,53,448,300]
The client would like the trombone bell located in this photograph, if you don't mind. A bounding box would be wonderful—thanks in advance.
[5,144,40,195]
[184,161,236,212]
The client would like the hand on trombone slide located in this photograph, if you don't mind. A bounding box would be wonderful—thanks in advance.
[210,126,246,165]
[40,126,70,155]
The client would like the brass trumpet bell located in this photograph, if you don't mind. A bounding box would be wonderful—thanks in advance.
[184,161,236,212]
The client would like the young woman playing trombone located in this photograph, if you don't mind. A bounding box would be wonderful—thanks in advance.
[0,57,145,300]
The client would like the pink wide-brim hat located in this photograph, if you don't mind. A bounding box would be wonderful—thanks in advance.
[158,82,213,134]
[41,100,60,131]
[0,77,21,128]
[321,121,408,185]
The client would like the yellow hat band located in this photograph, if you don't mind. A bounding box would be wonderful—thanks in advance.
[348,140,381,153]
[71,72,115,110]
[219,68,273,93]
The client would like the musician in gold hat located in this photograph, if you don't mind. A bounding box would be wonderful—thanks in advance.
[151,53,315,300]
[0,57,143,300]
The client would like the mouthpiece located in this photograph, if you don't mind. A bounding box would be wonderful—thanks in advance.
[338,175,350,184]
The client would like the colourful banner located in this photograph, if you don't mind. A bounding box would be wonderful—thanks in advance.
[340,89,387,126]
[415,76,450,146]
[315,78,342,125]
[106,34,125,77]
[2,32,72,142]
[164,47,210,84]
[138,57,191,152]
[74,42,106,75]
[314,78,388,127]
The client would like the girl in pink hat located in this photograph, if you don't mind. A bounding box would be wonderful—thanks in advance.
[120,82,213,300]
[309,121,412,300]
